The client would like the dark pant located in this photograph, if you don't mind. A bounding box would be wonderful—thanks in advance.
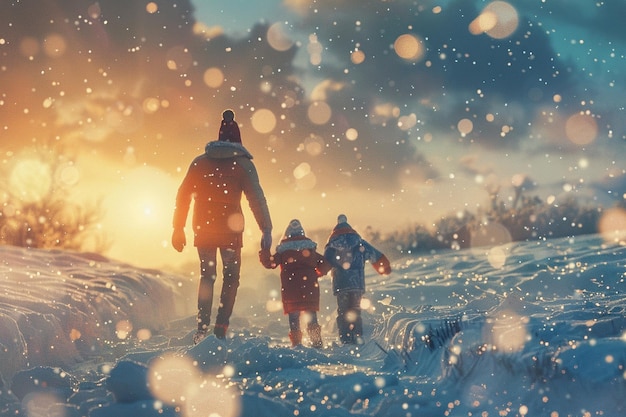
[196,246,241,331]
[336,290,363,344]
[288,311,318,332]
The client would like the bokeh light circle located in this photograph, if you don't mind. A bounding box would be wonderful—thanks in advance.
[227,213,245,233]
[393,34,425,61]
[565,113,598,145]
[148,354,201,406]
[346,128,359,141]
[267,22,294,51]
[307,101,332,125]
[487,309,528,352]
[57,163,80,186]
[304,135,325,156]
[351,50,366,64]
[471,223,513,268]
[203,67,225,89]
[598,207,626,244]
[251,108,277,134]
[146,2,158,13]
[43,33,67,57]
[471,222,512,248]
[470,1,519,39]
[457,118,474,135]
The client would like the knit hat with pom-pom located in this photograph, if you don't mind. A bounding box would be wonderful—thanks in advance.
[284,219,305,238]
[219,109,241,143]
[327,214,358,243]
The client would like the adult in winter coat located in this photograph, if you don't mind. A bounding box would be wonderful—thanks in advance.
[324,214,391,344]
[172,129,272,344]
[260,219,331,348]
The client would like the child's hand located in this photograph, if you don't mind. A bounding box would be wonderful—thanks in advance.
[373,255,391,275]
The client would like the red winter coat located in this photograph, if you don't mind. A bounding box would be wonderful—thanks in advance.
[260,236,331,314]
[173,142,272,248]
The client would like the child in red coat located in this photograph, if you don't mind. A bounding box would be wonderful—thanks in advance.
[260,219,331,347]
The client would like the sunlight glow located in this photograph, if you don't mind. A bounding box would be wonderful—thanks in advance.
[9,158,52,203]
[57,162,80,186]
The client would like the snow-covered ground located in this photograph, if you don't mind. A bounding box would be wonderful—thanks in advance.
[1,234,626,416]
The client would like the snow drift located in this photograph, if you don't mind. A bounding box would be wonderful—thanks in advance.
[1,234,626,416]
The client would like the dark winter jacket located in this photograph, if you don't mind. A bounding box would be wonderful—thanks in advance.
[324,222,391,294]
[260,236,331,314]
[173,141,272,248]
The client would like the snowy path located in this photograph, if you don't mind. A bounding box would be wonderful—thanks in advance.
[2,235,626,416]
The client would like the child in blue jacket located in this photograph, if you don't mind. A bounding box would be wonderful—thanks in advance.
[324,214,391,344]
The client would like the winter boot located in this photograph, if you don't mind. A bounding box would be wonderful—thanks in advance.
[337,316,354,344]
[289,330,303,347]
[214,323,228,339]
[307,323,323,349]
[193,330,208,345]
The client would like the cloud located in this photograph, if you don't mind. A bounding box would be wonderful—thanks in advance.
[0,0,431,195]
[0,0,623,209]
[292,0,591,148]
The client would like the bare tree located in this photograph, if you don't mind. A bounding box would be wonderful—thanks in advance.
[0,146,108,252]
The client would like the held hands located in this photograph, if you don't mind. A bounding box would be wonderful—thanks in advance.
[259,249,275,269]
[171,228,186,252]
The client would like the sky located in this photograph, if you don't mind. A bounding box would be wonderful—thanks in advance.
[0,0,624,270]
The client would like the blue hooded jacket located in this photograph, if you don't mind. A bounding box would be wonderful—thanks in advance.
[324,218,390,294]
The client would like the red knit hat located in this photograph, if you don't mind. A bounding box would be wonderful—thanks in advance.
[218,109,241,143]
